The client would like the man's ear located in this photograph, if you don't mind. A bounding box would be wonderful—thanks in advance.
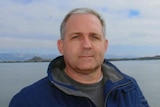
[105,39,108,51]
[57,39,64,55]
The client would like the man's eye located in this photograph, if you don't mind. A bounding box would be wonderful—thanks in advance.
[72,36,79,39]
[91,35,100,40]
[71,36,79,39]
[71,34,81,39]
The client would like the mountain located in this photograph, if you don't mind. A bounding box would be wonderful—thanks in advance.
[1,53,159,62]
[0,53,57,61]
[0,53,128,62]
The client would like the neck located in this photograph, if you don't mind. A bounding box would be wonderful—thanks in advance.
[65,67,103,84]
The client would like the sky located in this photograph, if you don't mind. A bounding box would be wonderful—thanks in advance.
[0,0,160,57]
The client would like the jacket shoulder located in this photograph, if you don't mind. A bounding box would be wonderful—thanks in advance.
[9,77,52,107]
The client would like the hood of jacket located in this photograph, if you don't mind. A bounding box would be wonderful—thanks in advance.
[47,56,133,97]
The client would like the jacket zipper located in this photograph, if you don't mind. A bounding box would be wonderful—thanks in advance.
[104,81,132,107]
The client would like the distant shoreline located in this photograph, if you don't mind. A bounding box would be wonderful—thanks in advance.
[108,55,160,61]
[0,55,160,63]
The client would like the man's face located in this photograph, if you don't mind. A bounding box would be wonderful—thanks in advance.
[58,14,108,74]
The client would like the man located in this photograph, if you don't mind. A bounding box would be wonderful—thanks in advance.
[9,8,149,107]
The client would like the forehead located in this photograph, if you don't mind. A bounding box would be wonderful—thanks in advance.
[66,13,101,25]
[64,13,103,33]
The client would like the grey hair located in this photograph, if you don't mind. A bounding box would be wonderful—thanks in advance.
[60,8,106,39]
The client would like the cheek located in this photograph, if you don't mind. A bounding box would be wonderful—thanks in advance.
[97,44,107,53]
[94,45,107,60]
[64,44,79,56]
[101,43,108,54]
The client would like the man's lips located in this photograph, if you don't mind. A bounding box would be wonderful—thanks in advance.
[79,55,94,58]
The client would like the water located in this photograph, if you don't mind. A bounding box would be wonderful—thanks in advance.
[0,60,160,107]
[0,62,48,107]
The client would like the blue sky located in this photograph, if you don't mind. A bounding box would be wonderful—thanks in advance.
[0,0,160,57]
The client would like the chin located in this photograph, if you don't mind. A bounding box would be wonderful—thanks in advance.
[77,65,99,72]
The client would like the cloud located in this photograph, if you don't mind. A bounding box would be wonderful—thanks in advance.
[0,1,60,35]
[12,0,34,4]
[0,36,57,49]
[0,0,160,56]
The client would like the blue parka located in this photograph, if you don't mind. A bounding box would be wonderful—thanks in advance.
[9,56,149,107]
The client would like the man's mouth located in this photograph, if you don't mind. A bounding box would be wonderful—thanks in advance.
[79,55,94,58]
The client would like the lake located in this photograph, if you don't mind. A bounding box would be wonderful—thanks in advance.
[0,60,159,107]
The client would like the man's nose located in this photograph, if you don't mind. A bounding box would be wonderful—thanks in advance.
[82,37,92,49]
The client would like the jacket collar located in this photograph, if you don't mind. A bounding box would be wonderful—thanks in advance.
[47,56,132,96]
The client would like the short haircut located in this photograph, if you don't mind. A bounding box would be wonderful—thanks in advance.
[60,8,106,39]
